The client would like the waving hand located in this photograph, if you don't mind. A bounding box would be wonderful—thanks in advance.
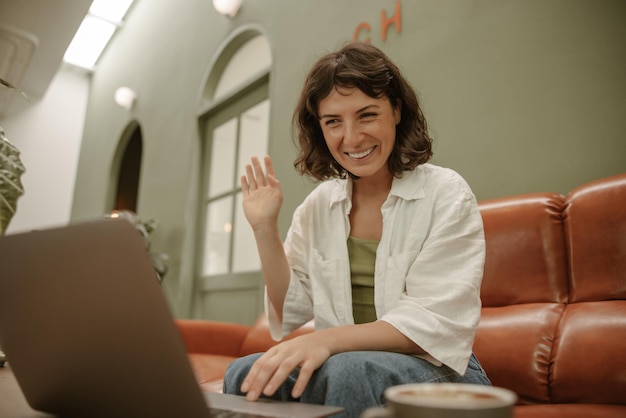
[241,156,283,232]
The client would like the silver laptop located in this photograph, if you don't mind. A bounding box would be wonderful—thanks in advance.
[0,218,342,418]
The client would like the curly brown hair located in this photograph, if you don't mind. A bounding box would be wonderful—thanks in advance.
[292,42,433,181]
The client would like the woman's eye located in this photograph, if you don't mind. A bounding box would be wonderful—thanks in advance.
[361,112,377,120]
[325,119,340,126]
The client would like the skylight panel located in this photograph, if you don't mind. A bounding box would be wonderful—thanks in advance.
[89,0,134,23]
[63,16,116,70]
[63,0,134,70]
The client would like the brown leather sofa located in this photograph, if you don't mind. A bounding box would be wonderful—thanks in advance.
[176,173,626,417]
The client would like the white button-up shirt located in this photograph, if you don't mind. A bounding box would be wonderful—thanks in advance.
[265,163,485,375]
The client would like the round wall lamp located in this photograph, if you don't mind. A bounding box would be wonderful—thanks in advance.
[114,86,137,110]
[213,0,241,17]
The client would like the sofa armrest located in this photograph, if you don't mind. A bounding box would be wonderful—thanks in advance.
[175,319,251,356]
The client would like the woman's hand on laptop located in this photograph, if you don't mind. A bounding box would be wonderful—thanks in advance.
[240,332,332,401]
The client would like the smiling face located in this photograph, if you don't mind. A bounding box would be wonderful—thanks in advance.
[318,87,401,181]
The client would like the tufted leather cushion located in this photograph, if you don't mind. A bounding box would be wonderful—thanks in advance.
[563,173,626,302]
[478,193,568,307]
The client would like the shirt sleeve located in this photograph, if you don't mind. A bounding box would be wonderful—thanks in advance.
[381,177,486,375]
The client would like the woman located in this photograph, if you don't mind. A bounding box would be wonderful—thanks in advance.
[224,41,490,418]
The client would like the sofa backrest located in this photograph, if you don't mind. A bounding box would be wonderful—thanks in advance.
[554,174,626,404]
[474,173,626,405]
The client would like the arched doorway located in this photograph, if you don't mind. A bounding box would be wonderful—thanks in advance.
[112,121,143,213]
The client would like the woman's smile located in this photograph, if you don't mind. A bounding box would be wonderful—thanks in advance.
[347,146,376,160]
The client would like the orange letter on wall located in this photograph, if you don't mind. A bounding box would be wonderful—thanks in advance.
[381,1,402,41]
[353,22,371,43]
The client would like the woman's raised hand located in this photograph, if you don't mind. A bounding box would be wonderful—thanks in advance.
[241,156,284,231]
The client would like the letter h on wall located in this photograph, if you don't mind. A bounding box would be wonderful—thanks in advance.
[353,1,402,43]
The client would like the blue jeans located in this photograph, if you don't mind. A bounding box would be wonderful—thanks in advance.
[223,351,491,418]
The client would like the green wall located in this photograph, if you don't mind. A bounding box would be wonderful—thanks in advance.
[71,0,626,318]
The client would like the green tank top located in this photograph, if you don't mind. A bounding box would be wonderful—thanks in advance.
[347,236,379,324]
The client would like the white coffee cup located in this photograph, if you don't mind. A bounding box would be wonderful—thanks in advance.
[361,383,517,418]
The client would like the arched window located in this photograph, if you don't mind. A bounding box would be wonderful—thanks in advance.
[196,30,271,324]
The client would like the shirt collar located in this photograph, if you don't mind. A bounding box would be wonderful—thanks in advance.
[389,166,426,201]
[328,165,427,208]
[329,178,351,208]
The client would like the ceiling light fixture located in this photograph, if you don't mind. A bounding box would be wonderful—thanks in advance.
[213,0,241,17]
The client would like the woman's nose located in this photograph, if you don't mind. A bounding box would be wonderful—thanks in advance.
[343,121,363,147]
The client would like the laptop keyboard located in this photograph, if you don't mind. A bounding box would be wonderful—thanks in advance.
[210,408,273,418]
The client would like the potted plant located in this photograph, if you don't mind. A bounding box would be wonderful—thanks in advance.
[0,78,27,235]
[107,210,169,282]
[1,78,27,366]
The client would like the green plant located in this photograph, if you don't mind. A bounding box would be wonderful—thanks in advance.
[0,77,27,235]
[108,210,169,282]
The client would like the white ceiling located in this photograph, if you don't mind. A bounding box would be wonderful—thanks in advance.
[0,0,92,119]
